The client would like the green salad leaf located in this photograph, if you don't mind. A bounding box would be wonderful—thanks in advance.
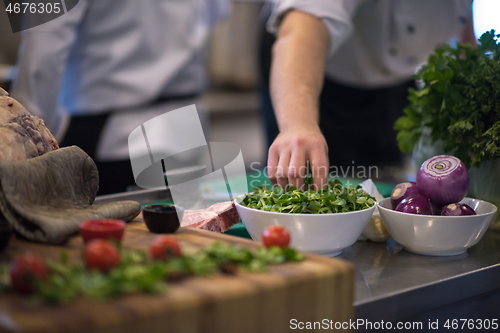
[395,30,500,168]
[241,179,375,213]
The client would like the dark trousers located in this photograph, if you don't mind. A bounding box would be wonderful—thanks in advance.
[59,113,136,196]
[318,78,415,169]
[60,94,199,195]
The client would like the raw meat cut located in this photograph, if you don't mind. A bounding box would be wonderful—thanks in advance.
[181,201,240,233]
[0,88,59,161]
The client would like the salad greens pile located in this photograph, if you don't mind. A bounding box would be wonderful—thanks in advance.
[241,179,375,214]
[0,242,303,304]
[395,30,500,168]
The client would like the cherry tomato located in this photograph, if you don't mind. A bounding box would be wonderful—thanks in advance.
[79,219,126,244]
[262,225,291,249]
[84,239,121,272]
[150,235,181,260]
[10,253,48,295]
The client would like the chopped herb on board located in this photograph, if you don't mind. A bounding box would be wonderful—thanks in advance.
[241,179,375,213]
[1,243,304,304]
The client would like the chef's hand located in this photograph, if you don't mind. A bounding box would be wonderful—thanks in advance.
[267,125,329,190]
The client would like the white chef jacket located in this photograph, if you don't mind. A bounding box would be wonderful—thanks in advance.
[11,0,229,160]
[268,0,473,88]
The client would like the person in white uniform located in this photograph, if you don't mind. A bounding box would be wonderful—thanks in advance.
[11,0,229,194]
[264,0,477,189]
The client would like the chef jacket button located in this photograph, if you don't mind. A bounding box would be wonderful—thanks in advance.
[389,48,397,56]
[407,24,415,34]
[459,16,467,24]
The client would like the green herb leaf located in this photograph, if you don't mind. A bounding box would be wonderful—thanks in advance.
[395,30,500,168]
[242,180,375,214]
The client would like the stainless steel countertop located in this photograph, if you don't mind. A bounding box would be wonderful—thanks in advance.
[95,187,171,205]
[343,230,500,322]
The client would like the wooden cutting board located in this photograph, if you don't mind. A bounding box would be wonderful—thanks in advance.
[0,218,355,333]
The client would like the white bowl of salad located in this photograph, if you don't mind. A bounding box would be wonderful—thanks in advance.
[234,180,376,256]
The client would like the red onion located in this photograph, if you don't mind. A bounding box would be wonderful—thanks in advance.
[395,194,433,215]
[390,182,420,209]
[441,203,476,216]
[417,155,470,205]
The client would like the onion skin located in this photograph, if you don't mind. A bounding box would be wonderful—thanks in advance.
[417,155,470,206]
[390,182,420,209]
[395,194,433,215]
[441,203,476,216]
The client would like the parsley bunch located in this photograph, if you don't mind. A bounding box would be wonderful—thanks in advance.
[395,30,500,168]
[242,179,375,214]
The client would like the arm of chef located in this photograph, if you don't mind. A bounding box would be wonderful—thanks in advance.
[267,0,364,57]
[10,0,91,140]
[265,0,363,190]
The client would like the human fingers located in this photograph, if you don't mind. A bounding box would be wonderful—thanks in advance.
[276,150,291,189]
[309,147,329,190]
[288,148,306,190]
[267,145,280,186]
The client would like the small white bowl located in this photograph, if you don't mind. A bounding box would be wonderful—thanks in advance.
[234,196,376,256]
[378,197,497,256]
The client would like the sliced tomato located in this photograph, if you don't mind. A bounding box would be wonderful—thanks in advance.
[150,235,181,260]
[10,253,48,294]
[84,239,121,272]
[79,219,125,244]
